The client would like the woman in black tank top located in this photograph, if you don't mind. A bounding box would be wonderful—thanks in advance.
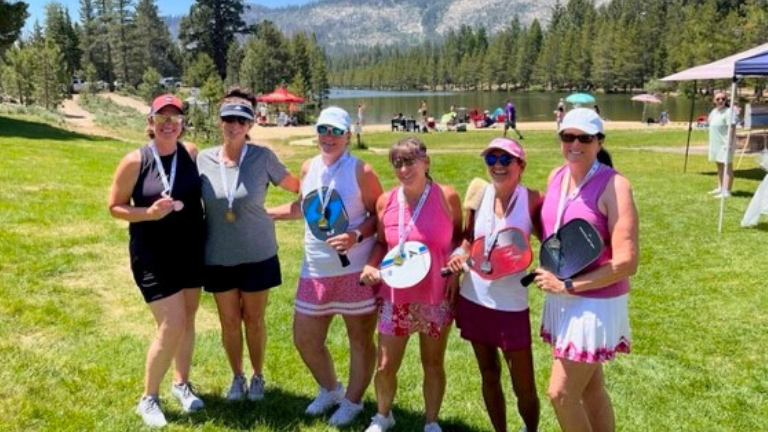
[108,94,205,427]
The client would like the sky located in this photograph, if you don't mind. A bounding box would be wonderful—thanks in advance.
[22,0,316,31]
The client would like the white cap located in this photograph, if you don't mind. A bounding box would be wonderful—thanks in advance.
[316,106,350,131]
[558,108,604,135]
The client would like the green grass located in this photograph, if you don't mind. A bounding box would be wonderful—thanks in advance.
[1,113,767,431]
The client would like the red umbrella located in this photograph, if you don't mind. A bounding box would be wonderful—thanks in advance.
[257,86,305,103]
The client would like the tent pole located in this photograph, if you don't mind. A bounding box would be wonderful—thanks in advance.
[684,80,697,173]
[718,77,739,233]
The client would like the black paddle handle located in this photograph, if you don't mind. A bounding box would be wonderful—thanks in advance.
[338,253,350,267]
[520,272,537,287]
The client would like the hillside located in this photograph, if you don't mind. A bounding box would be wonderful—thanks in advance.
[167,0,610,52]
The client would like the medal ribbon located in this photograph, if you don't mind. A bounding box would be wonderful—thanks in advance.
[397,182,431,256]
[149,142,177,197]
[218,144,248,212]
[318,152,349,218]
[483,186,520,261]
[554,160,601,234]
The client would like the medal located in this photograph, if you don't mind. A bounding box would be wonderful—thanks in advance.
[548,237,561,250]
[225,209,236,223]
[150,142,178,202]
[393,253,404,266]
[480,259,493,274]
[318,216,329,230]
[316,154,348,233]
[173,201,184,211]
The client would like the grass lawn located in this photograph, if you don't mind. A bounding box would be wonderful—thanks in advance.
[0,113,766,431]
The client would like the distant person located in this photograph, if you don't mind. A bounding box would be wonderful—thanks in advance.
[419,100,428,126]
[358,101,366,126]
[554,106,565,131]
[593,104,601,117]
[484,110,495,128]
[707,91,737,198]
[659,111,669,126]
[557,98,565,110]
[108,94,205,427]
[504,99,524,140]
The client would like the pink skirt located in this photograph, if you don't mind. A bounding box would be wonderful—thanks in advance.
[378,299,453,339]
[455,295,532,352]
[295,274,376,316]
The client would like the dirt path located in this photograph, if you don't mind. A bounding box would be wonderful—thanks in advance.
[58,96,112,137]
[100,93,150,113]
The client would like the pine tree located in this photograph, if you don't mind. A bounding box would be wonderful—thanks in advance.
[0,0,28,53]
[134,0,177,79]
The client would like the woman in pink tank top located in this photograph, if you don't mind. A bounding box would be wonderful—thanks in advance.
[359,137,463,432]
[531,108,639,432]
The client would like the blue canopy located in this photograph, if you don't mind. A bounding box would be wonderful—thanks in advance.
[735,50,768,76]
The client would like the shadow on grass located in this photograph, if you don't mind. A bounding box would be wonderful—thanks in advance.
[174,387,485,431]
[0,115,103,141]
[701,168,766,181]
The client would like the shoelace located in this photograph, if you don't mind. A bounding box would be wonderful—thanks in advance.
[145,397,162,414]
[182,383,196,398]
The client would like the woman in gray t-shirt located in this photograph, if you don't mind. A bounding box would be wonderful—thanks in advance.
[197,87,300,401]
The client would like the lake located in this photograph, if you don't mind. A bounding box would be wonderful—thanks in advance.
[327,89,716,124]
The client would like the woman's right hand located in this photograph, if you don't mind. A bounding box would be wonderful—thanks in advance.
[445,252,468,274]
[359,264,381,286]
[146,196,174,220]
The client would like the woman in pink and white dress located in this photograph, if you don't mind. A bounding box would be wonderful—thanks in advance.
[270,107,383,427]
[359,136,463,432]
[530,108,638,432]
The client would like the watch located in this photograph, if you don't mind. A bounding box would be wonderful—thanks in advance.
[353,229,363,244]
[564,278,574,292]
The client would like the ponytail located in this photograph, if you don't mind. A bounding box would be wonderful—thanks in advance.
[597,147,613,168]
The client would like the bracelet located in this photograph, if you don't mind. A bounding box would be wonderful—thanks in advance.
[450,246,467,258]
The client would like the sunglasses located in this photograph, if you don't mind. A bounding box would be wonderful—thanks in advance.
[317,125,346,136]
[484,153,516,167]
[153,114,184,124]
[560,133,596,144]
[392,157,419,169]
[715,98,726,102]
[221,116,251,125]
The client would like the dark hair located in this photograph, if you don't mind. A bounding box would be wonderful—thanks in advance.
[221,86,257,109]
[596,133,613,167]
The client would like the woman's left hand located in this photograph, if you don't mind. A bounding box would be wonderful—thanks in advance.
[533,268,569,294]
[326,232,355,254]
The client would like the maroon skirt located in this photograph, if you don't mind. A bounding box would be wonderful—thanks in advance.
[455,295,532,352]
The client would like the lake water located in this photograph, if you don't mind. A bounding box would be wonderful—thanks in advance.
[327,89,715,124]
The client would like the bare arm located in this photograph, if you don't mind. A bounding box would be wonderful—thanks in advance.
[268,159,309,220]
[108,150,173,222]
[182,142,199,161]
[527,188,544,241]
[278,172,300,193]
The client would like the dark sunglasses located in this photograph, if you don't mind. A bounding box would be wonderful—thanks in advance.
[715,98,726,102]
[317,125,346,136]
[484,153,516,167]
[392,157,419,169]
[560,133,596,144]
[221,116,250,125]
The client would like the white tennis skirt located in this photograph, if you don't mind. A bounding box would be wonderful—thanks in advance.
[540,293,631,363]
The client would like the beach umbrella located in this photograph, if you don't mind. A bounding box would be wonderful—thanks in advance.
[565,92,596,105]
[631,93,662,122]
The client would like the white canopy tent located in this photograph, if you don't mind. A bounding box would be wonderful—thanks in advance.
[662,42,768,232]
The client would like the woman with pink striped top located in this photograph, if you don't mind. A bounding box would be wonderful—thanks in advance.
[530,108,638,432]
[359,136,463,432]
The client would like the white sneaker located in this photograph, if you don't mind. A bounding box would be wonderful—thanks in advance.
[226,374,247,401]
[248,375,265,401]
[364,412,395,432]
[171,382,204,413]
[328,398,363,426]
[305,382,344,415]
[707,187,722,195]
[136,395,167,427]
[712,190,732,198]
[424,422,442,432]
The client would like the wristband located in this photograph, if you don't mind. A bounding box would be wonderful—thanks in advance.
[450,246,467,258]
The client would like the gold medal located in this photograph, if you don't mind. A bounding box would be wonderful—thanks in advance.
[318,216,329,230]
[225,209,236,223]
[393,253,404,266]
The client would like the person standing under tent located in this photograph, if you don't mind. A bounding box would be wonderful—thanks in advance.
[707,91,737,198]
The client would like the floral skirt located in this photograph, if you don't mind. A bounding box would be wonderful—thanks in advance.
[378,299,453,339]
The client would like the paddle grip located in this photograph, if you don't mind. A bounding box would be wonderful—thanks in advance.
[339,253,351,267]
[440,262,470,277]
[520,272,536,287]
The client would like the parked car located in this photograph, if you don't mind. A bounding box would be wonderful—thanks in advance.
[159,77,182,89]
[71,77,85,93]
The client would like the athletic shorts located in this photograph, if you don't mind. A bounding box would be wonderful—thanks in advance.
[131,255,203,303]
[455,295,532,352]
[203,255,282,293]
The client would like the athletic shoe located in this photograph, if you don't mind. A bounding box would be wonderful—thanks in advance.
[364,412,396,432]
[171,382,204,413]
[712,191,732,198]
[328,398,364,426]
[708,187,722,195]
[247,375,265,401]
[136,395,167,427]
[226,374,247,401]
[424,422,442,432]
[305,382,344,416]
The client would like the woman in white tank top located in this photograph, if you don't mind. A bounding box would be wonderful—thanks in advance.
[269,107,383,426]
[445,138,543,432]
